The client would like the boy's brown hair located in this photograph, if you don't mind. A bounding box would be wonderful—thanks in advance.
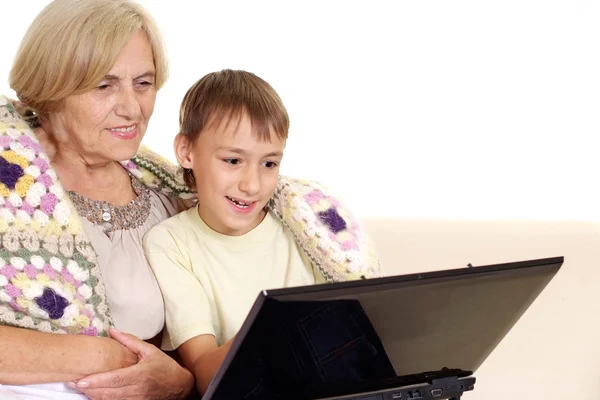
[178,69,289,189]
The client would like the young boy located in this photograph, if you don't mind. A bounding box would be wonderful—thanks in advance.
[143,69,381,395]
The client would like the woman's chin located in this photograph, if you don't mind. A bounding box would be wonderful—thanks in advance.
[110,145,141,163]
[109,138,144,162]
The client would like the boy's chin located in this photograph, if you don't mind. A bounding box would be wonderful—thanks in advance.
[225,210,267,235]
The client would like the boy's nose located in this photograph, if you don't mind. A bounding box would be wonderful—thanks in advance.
[239,167,260,195]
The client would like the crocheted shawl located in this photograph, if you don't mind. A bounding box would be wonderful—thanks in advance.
[0,95,382,337]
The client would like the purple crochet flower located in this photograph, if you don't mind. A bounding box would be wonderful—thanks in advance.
[61,269,78,287]
[40,193,58,214]
[0,157,24,189]
[36,174,53,188]
[5,284,21,298]
[318,207,347,234]
[342,241,359,251]
[123,160,136,169]
[9,301,23,312]
[0,136,12,149]
[43,264,57,280]
[305,190,325,204]
[36,288,69,319]
[1,265,17,280]
[4,200,16,214]
[82,327,98,336]
[24,265,37,279]
[21,201,35,215]
[18,135,41,154]
[32,157,49,173]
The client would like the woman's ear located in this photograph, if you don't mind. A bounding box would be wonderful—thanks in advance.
[174,133,193,169]
[34,117,58,161]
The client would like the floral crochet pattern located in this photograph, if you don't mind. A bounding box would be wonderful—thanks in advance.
[268,177,381,282]
[126,146,195,200]
[0,95,111,336]
[0,156,24,191]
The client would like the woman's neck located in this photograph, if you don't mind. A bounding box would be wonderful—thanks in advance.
[52,150,136,206]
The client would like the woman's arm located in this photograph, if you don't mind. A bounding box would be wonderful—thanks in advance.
[0,325,137,385]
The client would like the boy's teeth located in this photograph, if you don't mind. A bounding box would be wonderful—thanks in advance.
[228,197,249,207]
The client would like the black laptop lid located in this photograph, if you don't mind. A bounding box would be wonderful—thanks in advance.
[203,257,562,400]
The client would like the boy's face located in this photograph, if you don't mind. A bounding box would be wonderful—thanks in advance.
[177,113,285,236]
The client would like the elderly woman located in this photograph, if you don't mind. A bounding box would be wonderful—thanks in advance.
[0,1,196,399]
[0,1,381,400]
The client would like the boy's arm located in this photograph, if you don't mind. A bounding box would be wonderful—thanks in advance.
[178,335,235,394]
[144,225,216,346]
[144,224,221,390]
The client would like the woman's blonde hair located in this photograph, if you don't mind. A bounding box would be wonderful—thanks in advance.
[9,0,168,113]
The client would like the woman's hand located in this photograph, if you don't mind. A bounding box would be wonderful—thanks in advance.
[71,328,194,400]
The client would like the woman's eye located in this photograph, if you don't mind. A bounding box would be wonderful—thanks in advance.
[97,84,110,91]
[136,81,154,88]
[224,159,240,165]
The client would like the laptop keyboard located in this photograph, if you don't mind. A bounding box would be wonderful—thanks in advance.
[307,368,471,399]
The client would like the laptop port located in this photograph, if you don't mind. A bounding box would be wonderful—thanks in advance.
[431,388,443,397]
[407,390,422,399]
[391,393,403,399]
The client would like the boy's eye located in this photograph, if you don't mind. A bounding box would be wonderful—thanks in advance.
[224,158,240,165]
[262,161,278,168]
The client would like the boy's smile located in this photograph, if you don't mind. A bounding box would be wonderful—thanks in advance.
[177,112,285,236]
[226,196,257,213]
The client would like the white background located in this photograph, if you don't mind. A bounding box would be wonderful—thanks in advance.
[2,0,599,220]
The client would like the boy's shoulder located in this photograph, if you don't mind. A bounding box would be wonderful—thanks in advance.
[144,207,197,249]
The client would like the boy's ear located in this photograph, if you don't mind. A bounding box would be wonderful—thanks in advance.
[174,133,194,169]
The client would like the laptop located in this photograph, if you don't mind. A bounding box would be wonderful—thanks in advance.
[202,256,563,400]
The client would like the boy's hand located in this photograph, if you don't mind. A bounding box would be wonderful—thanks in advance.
[100,334,139,372]
[71,328,194,400]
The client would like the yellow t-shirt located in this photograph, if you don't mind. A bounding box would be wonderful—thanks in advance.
[143,206,326,350]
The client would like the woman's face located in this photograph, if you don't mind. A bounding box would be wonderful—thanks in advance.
[47,29,157,165]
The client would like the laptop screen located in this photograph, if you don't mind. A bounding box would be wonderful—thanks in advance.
[203,257,562,400]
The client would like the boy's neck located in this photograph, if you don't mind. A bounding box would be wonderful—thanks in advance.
[196,205,268,237]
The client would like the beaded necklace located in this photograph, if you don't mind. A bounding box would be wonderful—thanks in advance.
[67,175,151,233]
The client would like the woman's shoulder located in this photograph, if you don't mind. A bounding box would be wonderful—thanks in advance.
[0,95,25,124]
[124,145,195,200]
[269,176,383,282]
[0,95,113,336]
[0,95,39,127]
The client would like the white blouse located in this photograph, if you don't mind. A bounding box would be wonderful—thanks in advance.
[81,189,178,340]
